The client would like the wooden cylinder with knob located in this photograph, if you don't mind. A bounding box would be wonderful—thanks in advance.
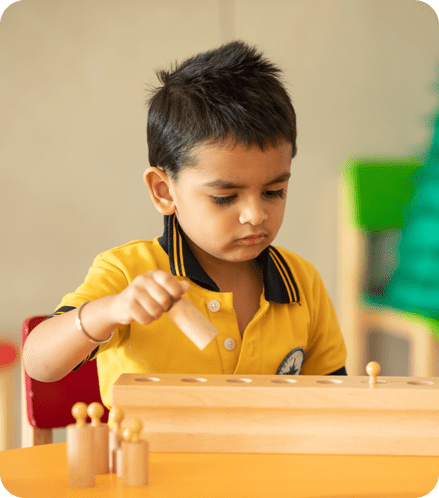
[117,426,133,479]
[108,407,124,473]
[87,402,109,475]
[116,445,124,478]
[366,361,381,385]
[122,419,149,486]
[67,402,95,487]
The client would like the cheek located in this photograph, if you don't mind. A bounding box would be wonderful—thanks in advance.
[277,203,287,221]
[269,203,287,230]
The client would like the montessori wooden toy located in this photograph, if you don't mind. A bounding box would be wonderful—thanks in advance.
[108,407,124,473]
[167,297,219,350]
[121,419,150,486]
[66,402,95,487]
[112,361,439,457]
[366,361,381,385]
[116,440,124,478]
[87,402,109,475]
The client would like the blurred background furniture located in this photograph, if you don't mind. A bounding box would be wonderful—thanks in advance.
[21,316,109,447]
[0,338,19,450]
[339,159,439,376]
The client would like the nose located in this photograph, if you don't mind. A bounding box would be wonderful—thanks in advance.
[239,197,268,225]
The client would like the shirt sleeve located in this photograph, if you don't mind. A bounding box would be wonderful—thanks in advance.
[48,251,131,366]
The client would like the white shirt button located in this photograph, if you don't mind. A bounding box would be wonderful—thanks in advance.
[208,300,220,312]
[224,338,235,351]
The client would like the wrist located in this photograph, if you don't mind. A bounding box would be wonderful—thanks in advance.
[78,295,119,342]
[105,293,130,327]
[76,302,114,344]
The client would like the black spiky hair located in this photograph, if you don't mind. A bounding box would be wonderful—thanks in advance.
[147,40,297,179]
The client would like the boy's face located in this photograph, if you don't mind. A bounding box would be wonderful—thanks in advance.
[166,139,292,269]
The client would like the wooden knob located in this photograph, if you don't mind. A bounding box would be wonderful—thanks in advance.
[72,402,88,427]
[109,407,124,431]
[129,419,143,443]
[122,427,133,443]
[87,402,104,427]
[109,407,124,424]
[366,361,381,384]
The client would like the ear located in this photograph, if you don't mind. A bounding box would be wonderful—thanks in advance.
[143,167,176,215]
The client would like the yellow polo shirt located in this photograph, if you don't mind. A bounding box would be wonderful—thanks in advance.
[51,215,347,409]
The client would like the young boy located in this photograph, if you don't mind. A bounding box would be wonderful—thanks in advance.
[23,41,347,410]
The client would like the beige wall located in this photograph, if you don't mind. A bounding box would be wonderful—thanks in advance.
[1,0,438,447]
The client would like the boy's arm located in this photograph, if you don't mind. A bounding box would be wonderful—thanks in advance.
[23,270,190,383]
[23,295,118,382]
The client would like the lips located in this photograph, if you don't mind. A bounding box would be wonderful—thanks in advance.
[240,234,266,245]
[243,235,264,240]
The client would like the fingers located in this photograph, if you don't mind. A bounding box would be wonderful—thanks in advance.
[114,271,191,326]
[137,276,175,317]
[150,270,191,301]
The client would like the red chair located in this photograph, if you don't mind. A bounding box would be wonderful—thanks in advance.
[21,316,109,446]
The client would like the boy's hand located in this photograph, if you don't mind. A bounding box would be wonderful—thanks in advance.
[110,270,191,326]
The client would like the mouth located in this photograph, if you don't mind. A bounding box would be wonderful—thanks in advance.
[239,234,266,246]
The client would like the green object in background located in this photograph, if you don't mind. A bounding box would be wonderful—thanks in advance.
[347,159,421,232]
[346,156,439,339]
[346,77,439,339]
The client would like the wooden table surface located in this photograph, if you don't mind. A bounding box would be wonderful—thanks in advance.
[0,443,438,498]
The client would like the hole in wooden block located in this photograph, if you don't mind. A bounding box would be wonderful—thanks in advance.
[226,378,252,383]
[271,378,297,384]
[407,380,434,386]
[316,379,343,384]
[180,378,207,383]
[134,377,161,382]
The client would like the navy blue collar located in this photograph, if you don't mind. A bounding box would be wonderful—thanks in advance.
[158,214,300,304]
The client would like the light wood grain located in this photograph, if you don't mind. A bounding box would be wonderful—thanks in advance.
[112,373,439,456]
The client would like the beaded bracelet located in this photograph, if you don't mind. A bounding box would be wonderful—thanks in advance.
[75,301,114,344]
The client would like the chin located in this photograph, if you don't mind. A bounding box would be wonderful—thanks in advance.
[227,247,266,263]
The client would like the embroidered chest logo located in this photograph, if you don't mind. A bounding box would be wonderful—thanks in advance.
[276,348,305,375]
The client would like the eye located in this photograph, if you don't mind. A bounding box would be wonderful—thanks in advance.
[212,195,237,206]
[264,189,286,199]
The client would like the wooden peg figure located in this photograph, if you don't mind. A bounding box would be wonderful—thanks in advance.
[87,402,109,475]
[122,419,150,486]
[116,426,131,478]
[366,361,381,386]
[67,402,95,487]
[108,407,124,473]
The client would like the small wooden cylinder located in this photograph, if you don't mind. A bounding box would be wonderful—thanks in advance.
[109,430,120,473]
[167,297,219,350]
[122,439,149,486]
[116,447,124,478]
[108,406,124,473]
[93,424,109,474]
[67,424,95,487]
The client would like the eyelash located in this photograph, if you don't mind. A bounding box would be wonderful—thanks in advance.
[213,189,286,206]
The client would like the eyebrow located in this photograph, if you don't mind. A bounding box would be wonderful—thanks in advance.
[202,172,291,190]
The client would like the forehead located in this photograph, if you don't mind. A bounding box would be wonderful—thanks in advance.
[184,140,292,184]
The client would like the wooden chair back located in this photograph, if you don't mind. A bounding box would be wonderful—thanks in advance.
[21,316,108,446]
